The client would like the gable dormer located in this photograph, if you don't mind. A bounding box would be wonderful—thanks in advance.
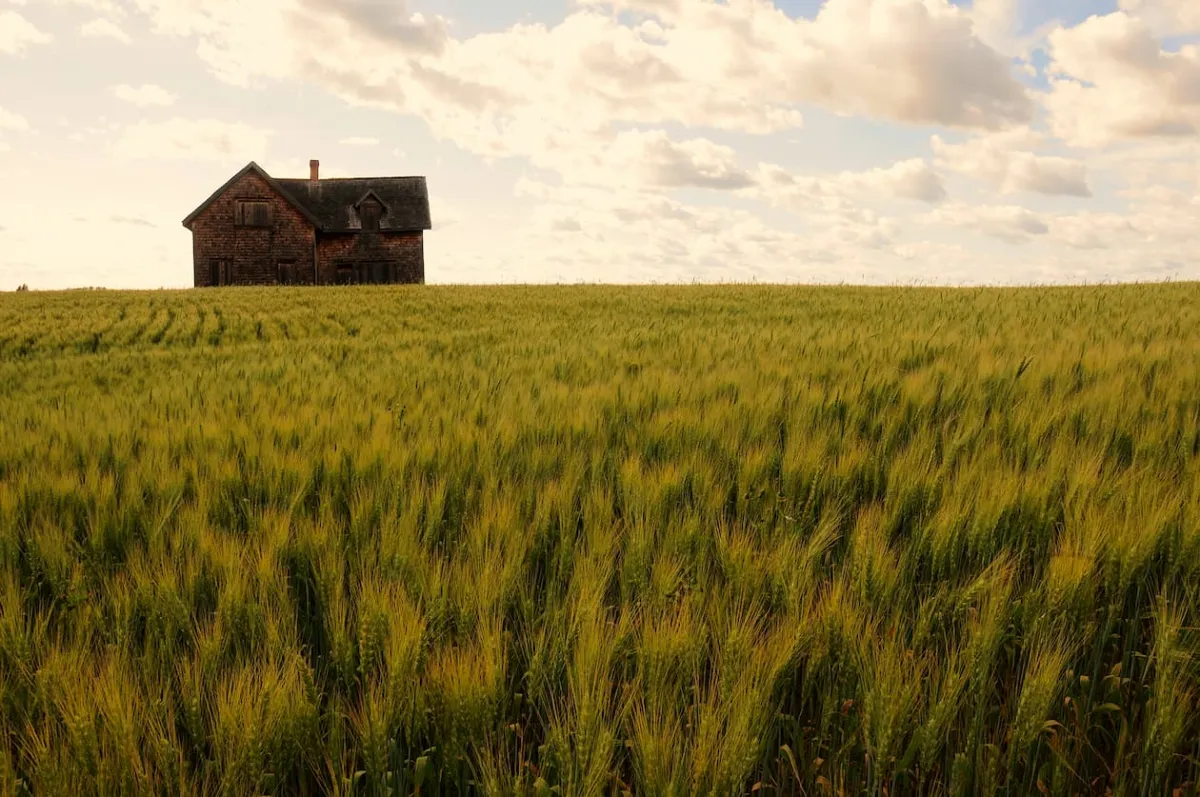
[354,190,388,231]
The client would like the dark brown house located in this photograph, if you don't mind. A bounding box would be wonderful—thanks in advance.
[181,160,432,287]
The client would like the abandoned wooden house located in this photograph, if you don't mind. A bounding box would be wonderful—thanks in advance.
[181,160,432,287]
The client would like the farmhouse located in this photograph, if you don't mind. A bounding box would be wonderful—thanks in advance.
[181,160,432,287]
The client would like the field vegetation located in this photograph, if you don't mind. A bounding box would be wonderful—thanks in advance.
[0,284,1198,795]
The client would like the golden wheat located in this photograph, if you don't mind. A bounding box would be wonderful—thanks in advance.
[0,283,1197,795]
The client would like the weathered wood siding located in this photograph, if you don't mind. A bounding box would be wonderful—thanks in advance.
[189,171,316,287]
[316,231,425,285]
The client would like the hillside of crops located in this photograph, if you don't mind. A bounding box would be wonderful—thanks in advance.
[1,283,1198,796]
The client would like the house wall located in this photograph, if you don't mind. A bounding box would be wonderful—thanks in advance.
[316,231,425,285]
[189,171,316,287]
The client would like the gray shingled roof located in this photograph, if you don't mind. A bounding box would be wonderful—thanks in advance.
[276,177,432,232]
[181,162,432,232]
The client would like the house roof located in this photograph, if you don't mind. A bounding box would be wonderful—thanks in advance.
[276,176,432,232]
[180,162,323,230]
[181,163,432,233]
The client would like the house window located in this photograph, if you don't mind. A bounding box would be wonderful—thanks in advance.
[352,262,389,284]
[209,258,231,286]
[360,201,381,232]
[278,260,296,285]
[235,199,272,228]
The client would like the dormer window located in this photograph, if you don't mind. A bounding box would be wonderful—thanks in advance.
[360,200,382,231]
[235,199,272,228]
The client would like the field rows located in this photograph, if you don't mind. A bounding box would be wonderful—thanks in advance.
[0,284,1198,795]
[0,294,374,357]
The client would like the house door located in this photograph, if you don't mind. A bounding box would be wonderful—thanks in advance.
[209,258,231,286]
[352,262,388,284]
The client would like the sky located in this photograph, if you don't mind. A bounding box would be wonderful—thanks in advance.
[1,0,1199,288]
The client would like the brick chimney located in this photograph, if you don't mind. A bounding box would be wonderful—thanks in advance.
[309,159,319,181]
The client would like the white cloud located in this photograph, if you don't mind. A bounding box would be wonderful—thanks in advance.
[111,83,177,107]
[0,106,28,132]
[489,174,1170,286]
[751,156,946,210]
[81,18,132,43]
[111,117,272,162]
[1119,0,1200,34]
[1094,140,1200,196]
[1116,179,1200,242]
[928,202,1050,243]
[0,105,28,153]
[1047,211,1137,250]
[932,129,1092,196]
[846,158,948,203]
[544,128,756,190]
[52,0,128,15]
[127,0,1031,157]
[925,186,1197,264]
[892,240,969,264]
[506,177,904,283]
[967,0,1028,60]
[1044,12,1200,147]
[339,136,379,145]
[581,0,1033,131]
[727,0,1032,129]
[130,0,315,86]
[0,10,52,54]
[109,214,156,227]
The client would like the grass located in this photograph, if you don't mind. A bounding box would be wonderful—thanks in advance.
[0,283,1198,795]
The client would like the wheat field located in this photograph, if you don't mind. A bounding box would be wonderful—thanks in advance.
[0,284,1198,796]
